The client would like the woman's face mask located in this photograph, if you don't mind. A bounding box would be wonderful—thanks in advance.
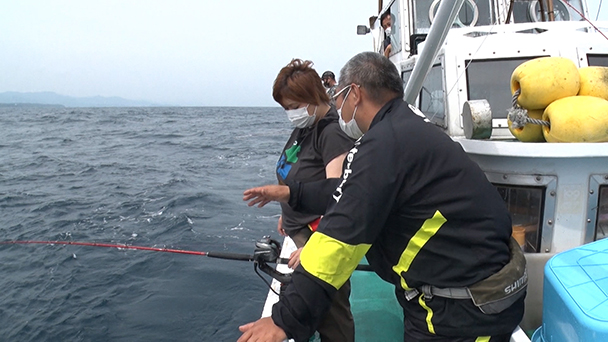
[285,104,317,128]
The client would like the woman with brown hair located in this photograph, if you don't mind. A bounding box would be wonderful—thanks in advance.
[255,58,355,341]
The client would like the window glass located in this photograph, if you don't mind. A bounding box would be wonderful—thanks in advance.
[588,54,608,67]
[466,57,544,119]
[495,185,545,253]
[388,1,401,54]
[413,0,433,34]
[401,70,411,102]
[419,64,445,125]
[473,0,496,26]
[417,0,495,33]
[510,0,583,23]
[596,185,608,241]
[402,70,412,87]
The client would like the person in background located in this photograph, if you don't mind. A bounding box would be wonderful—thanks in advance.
[321,71,338,103]
[239,52,526,342]
[246,58,355,342]
[380,11,392,57]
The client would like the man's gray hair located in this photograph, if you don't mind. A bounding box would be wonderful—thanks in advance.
[338,52,404,103]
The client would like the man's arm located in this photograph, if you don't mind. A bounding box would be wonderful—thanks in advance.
[243,178,340,214]
[271,266,336,341]
[287,178,340,214]
[271,132,401,340]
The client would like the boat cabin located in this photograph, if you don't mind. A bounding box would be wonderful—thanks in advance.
[359,0,608,257]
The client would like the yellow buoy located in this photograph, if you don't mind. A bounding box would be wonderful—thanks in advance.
[511,57,580,110]
[542,95,608,142]
[578,66,608,100]
[508,109,546,142]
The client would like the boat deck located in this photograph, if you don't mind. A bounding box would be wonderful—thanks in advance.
[350,259,403,340]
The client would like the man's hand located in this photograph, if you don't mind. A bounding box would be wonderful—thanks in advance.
[383,44,392,57]
[288,247,303,269]
[277,215,287,236]
[243,185,290,208]
[237,317,287,342]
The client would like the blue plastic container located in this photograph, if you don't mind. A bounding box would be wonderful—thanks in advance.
[531,327,544,342]
[533,239,608,342]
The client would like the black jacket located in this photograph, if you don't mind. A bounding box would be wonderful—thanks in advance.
[274,98,520,340]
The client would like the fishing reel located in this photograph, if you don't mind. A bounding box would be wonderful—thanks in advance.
[253,235,281,263]
[253,235,292,285]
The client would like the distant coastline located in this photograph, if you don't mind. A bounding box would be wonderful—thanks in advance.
[0,91,162,108]
[0,102,65,108]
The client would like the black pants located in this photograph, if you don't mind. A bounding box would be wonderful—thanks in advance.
[397,289,524,342]
[289,228,355,342]
[404,318,512,341]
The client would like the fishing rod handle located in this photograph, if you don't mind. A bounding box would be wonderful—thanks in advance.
[205,251,255,261]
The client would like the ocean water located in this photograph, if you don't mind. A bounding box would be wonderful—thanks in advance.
[0,106,290,341]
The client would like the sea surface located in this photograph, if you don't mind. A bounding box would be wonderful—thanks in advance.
[0,106,290,341]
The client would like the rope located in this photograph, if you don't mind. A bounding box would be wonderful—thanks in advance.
[562,0,608,42]
[508,89,550,129]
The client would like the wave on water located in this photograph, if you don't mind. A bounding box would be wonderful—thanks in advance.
[0,106,288,341]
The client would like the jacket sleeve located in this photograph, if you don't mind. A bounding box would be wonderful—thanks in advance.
[286,178,340,215]
[271,267,335,342]
[318,130,402,245]
[272,127,403,340]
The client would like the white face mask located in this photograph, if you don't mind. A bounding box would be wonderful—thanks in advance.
[385,27,392,35]
[285,104,317,128]
[336,86,364,140]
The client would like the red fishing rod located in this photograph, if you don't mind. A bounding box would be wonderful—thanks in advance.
[0,239,288,263]
[0,236,373,287]
[0,236,293,295]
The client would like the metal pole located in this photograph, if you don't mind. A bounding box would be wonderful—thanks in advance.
[404,0,465,104]
[547,0,555,21]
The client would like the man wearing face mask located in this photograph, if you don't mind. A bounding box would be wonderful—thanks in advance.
[239,52,526,342]
[248,58,355,342]
[380,11,392,58]
[321,71,338,101]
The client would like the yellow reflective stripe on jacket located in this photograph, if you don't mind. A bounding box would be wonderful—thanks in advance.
[392,210,447,290]
[300,232,371,289]
[475,337,491,342]
[418,295,436,334]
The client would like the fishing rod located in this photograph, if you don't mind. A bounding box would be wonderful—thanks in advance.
[0,239,275,262]
[0,236,373,290]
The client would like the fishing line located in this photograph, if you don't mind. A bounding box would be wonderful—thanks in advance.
[562,0,608,41]
[254,263,280,296]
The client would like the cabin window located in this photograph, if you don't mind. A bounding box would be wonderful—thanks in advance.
[388,1,402,55]
[413,0,432,34]
[465,57,545,121]
[509,0,583,23]
[401,69,411,99]
[402,70,411,87]
[377,1,401,56]
[419,63,445,126]
[595,185,608,241]
[588,54,608,67]
[413,0,495,34]
[495,185,545,253]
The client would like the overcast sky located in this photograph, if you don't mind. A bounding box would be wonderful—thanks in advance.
[0,0,376,106]
[1,1,607,107]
